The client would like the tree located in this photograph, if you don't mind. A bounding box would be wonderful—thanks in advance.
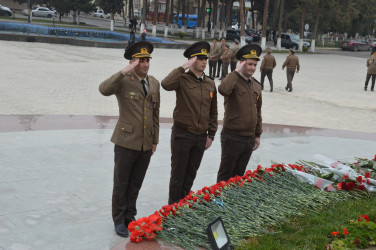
[276,0,284,50]
[99,0,124,31]
[261,0,270,50]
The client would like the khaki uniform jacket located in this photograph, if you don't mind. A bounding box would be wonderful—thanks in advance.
[209,44,222,61]
[161,67,218,138]
[260,54,277,70]
[367,58,376,74]
[99,71,160,151]
[219,71,262,137]
[221,50,232,63]
[231,46,240,63]
[282,54,300,71]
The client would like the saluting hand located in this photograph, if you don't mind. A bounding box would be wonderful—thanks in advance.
[235,60,245,72]
[121,58,139,75]
[182,57,197,70]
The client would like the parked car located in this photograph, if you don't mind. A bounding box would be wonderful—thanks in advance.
[0,5,12,17]
[369,40,376,52]
[93,10,110,19]
[341,39,370,52]
[245,30,260,43]
[226,29,253,44]
[273,33,310,50]
[32,7,57,18]
[231,22,247,30]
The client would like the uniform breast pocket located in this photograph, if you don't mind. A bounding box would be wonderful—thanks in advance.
[125,92,140,109]
[235,84,247,96]
[152,94,159,109]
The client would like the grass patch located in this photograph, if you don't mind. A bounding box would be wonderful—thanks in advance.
[237,195,376,249]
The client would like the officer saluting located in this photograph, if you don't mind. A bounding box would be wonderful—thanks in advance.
[99,41,160,237]
[217,44,263,182]
[162,42,218,205]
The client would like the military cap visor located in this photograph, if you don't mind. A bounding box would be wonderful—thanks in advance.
[124,41,154,60]
[183,41,211,58]
[371,51,376,55]
[236,44,262,61]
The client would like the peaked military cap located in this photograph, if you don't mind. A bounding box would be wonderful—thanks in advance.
[183,41,210,58]
[234,39,239,44]
[371,51,376,56]
[236,44,262,61]
[289,48,295,54]
[212,38,218,42]
[220,37,226,42]
[124,41,153,60]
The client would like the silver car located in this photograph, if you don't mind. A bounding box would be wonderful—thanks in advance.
[32,7,57,18]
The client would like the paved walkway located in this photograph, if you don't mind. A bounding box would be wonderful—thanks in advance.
[0,40,375,249]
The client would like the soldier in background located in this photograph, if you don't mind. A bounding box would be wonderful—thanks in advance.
[161,42,218,205]
[364,51,376,91]
[260,47,276,92]
[99,42,160,238]
[219,44,232,80]
[216,37,226,78]
[282,48,300,92]
[208,38,221,80]
[230,39,240,72]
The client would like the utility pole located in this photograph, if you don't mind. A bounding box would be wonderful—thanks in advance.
[28,0,31,23]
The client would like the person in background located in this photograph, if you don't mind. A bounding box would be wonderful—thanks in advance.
[99,42,160,238]
[161,41,218,205]
[141,29,147,41]
[217,44,263,182]
[230,39,240,72]
[126,29,136,49]
[216,37,226,78]
[260,47,276,92]
[219,44,231,80]
[208,38,221,80]
[282,48,300,92]
[364,51,376,91]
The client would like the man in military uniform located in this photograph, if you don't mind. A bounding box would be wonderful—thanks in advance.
[364,51,376,91]
[209,38,221,79]
[230,39,240,72]
[162,41,218,204]
[260,47,277,92]
[216,37,226,78]
[99,41,160,237]
[219,44,232,80]
[282,48,300,92]
[216,44,263,182]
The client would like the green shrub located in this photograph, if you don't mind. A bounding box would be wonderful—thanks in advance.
[178,32,185,38]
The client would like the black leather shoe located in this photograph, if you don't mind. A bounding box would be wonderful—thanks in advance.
[219,77,223,80]
[371,89,374,91]
[285,86,289,91]
[115,224,129,237]
[288,89,292,92]
[364,87,367,91]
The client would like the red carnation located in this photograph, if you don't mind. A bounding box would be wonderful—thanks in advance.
[203,193,211,202]
[331,231,339,236]
[365,172,370,178]
[356,176,363,183]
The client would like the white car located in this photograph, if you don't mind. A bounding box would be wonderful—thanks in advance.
[0,5,12,17]
[231,22,247,30]
[32,7,57,18]
[93,10,110,19]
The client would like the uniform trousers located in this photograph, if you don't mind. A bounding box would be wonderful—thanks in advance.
[112,144,152,225]
[261,69,274,91]
[365,74,376,90]
[217,60,222,77]
[168,126,207,204]
[286,69,296,90]
[230,62,237,72]
[217,132,255,183]
[221,62,229,77]
[209,60,217,77]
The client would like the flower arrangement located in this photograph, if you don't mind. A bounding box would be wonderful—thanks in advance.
[328,214,376,249]
[127,155,375,248]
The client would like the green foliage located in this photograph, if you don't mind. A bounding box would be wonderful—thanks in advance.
[99,0,124,15]
[237,196,376,249]
[178,31,185,38]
